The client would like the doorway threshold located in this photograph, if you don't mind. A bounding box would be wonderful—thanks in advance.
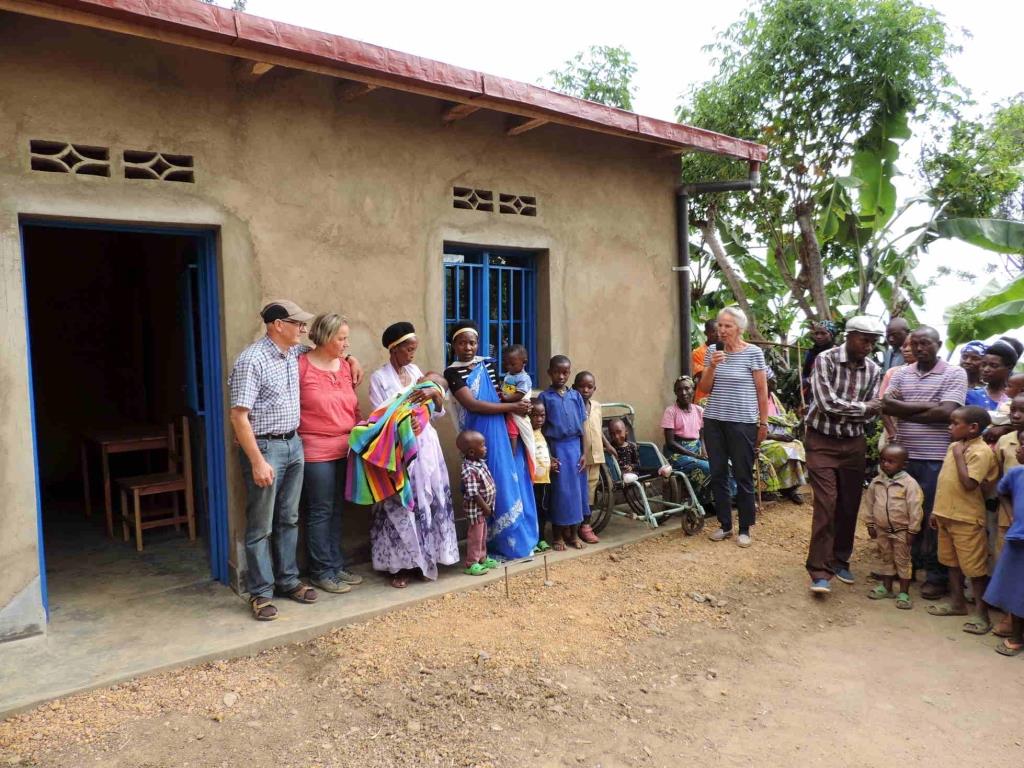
[0,516,668,718]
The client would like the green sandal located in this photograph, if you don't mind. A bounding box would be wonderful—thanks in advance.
[482,557,500,570]
[896,592,912,610]
[995,639,1024,657]
[868,585,893,600]
[464,563,488,576]
[962,618,992,635]
[533,541,551,553]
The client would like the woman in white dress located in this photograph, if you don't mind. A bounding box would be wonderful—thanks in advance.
[366,322,459,588]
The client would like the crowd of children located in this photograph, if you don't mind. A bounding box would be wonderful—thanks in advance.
[860,401,1024,656]
[456,350,657,559]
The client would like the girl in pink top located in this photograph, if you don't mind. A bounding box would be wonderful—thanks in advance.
[298,314,363,594]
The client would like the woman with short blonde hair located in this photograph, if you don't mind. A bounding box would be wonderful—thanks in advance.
[696,307,769,547]
[297,313,363,594]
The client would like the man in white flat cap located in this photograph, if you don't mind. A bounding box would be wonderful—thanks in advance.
[804,315,885,595]
[228,300,319,621]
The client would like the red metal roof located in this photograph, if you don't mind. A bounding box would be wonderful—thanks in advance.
[7,0,767,162]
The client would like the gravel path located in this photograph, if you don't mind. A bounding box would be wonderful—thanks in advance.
[2,499,1021,767]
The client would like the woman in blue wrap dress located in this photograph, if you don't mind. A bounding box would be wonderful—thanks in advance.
[442,321,536,559]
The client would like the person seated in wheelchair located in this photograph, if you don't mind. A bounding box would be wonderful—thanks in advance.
[607,417,671,484]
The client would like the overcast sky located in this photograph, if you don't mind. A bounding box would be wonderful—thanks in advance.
[243,0,1022,340]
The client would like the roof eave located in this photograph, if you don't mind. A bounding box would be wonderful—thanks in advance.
[0,0,768,163]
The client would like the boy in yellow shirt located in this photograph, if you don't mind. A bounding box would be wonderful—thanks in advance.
[530,400,553,552]
[927,406,998,634]
[573,371,614,544]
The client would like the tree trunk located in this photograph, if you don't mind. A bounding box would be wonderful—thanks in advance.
[794,202,830,319]
[772,245,816,321]
[696,217,767,342]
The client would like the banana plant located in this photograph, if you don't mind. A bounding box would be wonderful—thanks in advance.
[941,219,1024,347]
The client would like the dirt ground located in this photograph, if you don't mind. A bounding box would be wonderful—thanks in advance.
[2,499,1022,768]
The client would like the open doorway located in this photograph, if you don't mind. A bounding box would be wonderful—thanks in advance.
[20,221,229,621]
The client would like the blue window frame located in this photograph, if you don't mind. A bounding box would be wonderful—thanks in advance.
[443,246,537,382]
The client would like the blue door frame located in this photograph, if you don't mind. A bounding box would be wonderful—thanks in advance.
[19,218,231,616]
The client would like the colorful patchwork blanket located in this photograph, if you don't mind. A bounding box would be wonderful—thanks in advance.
[346,381,442,507]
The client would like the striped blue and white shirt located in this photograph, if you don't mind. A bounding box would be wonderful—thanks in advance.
[888,360,966,460]
[702,344,767,424]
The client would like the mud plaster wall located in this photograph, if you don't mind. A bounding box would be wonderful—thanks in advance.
[0,13,681,623]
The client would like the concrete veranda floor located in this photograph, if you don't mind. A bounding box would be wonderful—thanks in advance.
[0,514,668,717]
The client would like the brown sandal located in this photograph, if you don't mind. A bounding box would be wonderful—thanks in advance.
[250,597,278,621]
[285,584,318,604]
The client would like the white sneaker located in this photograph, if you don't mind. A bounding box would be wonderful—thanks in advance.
[708,528,732,542]
[737,533,752,548]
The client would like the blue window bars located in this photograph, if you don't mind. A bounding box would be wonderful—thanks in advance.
[443,246,537,381]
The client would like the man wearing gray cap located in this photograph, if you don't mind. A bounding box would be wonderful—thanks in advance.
[228,300,319,620]
[804,316,884,595]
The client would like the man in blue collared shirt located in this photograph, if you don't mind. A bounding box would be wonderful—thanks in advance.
[882,317,910,371]
[228,300,317,620]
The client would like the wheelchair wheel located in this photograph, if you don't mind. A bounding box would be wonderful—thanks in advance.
[681,505,705,536]
[589,464,615,534]
[665,476,706,536]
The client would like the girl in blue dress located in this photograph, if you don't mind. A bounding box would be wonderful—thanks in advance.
[985,463,1024,656]
[536,355,589,550]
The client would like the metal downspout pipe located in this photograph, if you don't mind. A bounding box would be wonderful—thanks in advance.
[676,160,762,376]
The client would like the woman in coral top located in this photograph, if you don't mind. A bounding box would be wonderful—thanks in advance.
[298,313,362,595]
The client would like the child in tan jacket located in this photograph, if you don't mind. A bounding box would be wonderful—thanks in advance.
[863,444,924,609]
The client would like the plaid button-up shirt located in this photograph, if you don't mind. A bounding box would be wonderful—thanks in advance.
[805,344,881,438]
[228,335,301,436]
[460,458,496,523]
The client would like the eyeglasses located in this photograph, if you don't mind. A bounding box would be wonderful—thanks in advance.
[281,319,308,330]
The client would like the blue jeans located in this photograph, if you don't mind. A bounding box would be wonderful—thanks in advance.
[703,418,757,533]
[239,434,304,599]
[302,457,348,581]
[906,459,947,586]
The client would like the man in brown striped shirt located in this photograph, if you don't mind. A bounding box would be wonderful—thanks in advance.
[805,316,884,594]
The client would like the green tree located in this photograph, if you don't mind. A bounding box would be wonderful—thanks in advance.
[547,45,637,110]
[923,95,1024,275]
[924,96,1024,221]
[678,0,960,326]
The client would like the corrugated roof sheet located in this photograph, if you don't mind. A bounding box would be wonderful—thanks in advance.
[6,0,767,162]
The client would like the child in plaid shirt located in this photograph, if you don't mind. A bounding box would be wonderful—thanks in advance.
[458,430,498,576]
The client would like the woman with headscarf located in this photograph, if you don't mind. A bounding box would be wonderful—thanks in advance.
[443,320,536,559]
[967,340,1019,411]
[959,340,988,389]
[365,322,459,588]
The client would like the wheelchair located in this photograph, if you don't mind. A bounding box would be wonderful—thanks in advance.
[589,403,706,536]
